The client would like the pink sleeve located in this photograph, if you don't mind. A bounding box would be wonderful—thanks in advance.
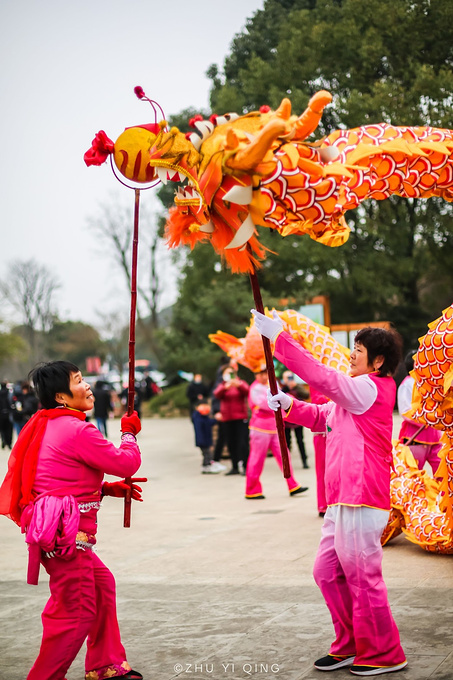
[274,332,377,415]
[284,398,332,431]
[75,422,141,477]
[249,383,273,414]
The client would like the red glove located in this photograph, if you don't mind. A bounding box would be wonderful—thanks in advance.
[102,477,147,501]
[121,411,141,435]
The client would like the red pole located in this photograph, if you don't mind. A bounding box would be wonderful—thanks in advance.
[123,188,140,527]
[249,267,291,478]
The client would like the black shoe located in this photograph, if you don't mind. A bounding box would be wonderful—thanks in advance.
[245,494,265,499]
[225,469,240,476]
[349,661,407,676]
[123,672,144,680]
[289,486,308,496]
[303,462,309,469]
[314,654,355,671]
[319,511,326,518]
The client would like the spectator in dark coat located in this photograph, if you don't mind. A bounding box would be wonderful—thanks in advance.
[139,371,160,401]
[93,380,113,438]
[0,382,13,449]
[186,374,210,414]
[11,382,39,436]
[191,401,224,474]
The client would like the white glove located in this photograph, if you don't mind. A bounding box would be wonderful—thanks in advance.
[267,388,292,412]
[251,309,284,342]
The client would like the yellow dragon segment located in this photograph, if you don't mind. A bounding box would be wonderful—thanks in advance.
[142,91,453,273]
[383,304,453,553]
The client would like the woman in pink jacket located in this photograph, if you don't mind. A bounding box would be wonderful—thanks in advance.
[0,361,145,680]
[246,367,306,499]
[252,311,407,677]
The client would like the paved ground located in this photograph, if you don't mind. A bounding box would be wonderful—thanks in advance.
[0,416,452,680]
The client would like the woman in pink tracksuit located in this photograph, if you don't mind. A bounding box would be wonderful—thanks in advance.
[246,368,306,499]
[252,310,407,677]
[0,361,145,680]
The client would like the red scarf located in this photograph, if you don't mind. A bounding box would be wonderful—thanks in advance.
[0,408,86,526]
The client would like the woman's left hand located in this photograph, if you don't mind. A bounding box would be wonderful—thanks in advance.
[102,477,147,501]
[251,309,284,341]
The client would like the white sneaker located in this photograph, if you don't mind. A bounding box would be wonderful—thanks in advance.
[202,464,221,474]
[211,462,226,472]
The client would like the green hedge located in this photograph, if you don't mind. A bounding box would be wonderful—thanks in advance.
[143,383,190,418]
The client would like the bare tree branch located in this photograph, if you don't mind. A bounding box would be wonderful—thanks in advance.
[87,194,175,361]
[0,259,61,362]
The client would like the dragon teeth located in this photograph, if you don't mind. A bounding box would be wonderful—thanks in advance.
[156,167,168,184]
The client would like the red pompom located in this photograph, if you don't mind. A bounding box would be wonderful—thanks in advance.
[134,86,146,100]
[209,113,218,125]
[189,114,203,128]
[83,130,115,167]
[259,105,271,113]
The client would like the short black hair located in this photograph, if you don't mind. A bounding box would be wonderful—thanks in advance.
[29,360,80,409]
[354,327,403,377]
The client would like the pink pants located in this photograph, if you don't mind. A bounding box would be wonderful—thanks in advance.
[313,505,406,667]
[28,549,130,680]
[408,443,442,475]
[313,433,327,513]
[245,429,300,496]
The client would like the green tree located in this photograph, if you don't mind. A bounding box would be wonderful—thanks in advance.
[46,321,106,369]
[156,243,284,382]
[0,326,27,378]
[206,0,453,346]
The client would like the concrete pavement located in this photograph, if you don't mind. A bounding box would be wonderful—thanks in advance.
[0,416,452,680]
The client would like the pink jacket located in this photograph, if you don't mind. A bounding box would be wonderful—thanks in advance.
[248,380,276,433]
[274,332,395,510]
[33,416,141,541]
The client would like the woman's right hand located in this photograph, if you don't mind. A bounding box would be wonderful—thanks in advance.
[121,411,141,436]
[267,389,292,412]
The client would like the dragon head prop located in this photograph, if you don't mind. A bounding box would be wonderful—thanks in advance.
[85,87,453,273]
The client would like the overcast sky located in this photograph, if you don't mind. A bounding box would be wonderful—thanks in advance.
[0,0,264,329]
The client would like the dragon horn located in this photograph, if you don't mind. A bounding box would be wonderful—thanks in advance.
[225,118,287,172]
[274,98,292,120]
[293,90,332,141]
